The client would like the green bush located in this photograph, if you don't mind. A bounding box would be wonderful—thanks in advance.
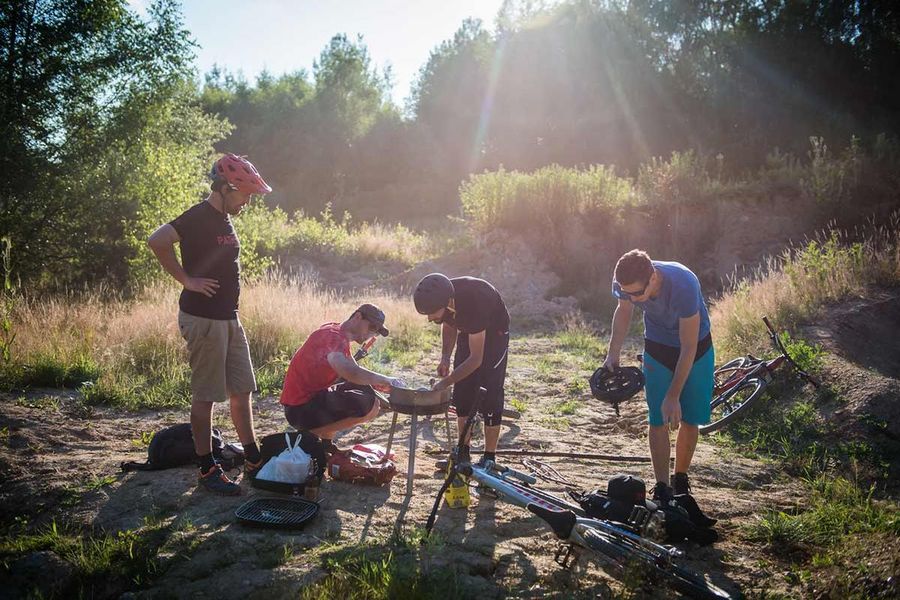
[636,149,711,205]
[778,332,826,373]
[460,163,635,232]
[801,136,862,204]
[711,215,900,359]
[11,353,101,389]
[233,202,433,277]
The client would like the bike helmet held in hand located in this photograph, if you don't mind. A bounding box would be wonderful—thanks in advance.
[413,273,454,315]
[589,366,645,416]
[210,153,272,195]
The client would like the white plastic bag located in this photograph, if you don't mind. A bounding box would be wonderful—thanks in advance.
[256,433,313,484]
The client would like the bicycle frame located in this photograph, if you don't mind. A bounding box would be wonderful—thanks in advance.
[713,316,816,395]
[459,460,683,564]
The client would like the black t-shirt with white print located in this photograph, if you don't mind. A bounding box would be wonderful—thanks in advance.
[444,277,509,335]
[170,201,241,320]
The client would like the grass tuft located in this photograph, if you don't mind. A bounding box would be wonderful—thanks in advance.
[300,533,461,600]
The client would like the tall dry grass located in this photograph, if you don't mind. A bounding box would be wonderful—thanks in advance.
[711,213,900,358]
[4,274,430,408]
[240,272,426,366]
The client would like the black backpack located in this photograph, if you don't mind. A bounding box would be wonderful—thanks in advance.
[575,474,648,524]
[575,474,718,546]
[121,423,244,472]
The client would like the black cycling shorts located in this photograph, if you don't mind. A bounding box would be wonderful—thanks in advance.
[452,329,509,427]
[284,382,376,431]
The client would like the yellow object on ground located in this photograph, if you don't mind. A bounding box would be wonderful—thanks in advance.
[444,462,471,508]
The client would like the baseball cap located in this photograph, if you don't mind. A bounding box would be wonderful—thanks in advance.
[356,303,389,336]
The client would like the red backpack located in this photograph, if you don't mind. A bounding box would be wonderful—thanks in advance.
[327,444,397,486]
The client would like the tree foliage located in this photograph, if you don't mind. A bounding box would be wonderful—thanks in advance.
[0,0,226,289]
[203,0,900,222]
[3,0,899,288]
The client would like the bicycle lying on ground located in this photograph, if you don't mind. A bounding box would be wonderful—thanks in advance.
[424,391,733,599]
[700,316,820,434]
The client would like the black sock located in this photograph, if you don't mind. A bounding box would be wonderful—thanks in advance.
[197,452,216,472]
[244,441,261,464]
[482,451,496,463]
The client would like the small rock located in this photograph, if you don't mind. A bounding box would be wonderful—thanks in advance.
[8,550,75,597]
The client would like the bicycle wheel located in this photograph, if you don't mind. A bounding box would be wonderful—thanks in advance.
[580,529,730,600]
[699,377,766,435]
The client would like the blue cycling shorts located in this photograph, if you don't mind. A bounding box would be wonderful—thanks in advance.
[642,346,715,427]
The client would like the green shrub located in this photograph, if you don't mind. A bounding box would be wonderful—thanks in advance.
[16,353,100,389]
[801,136,862,204]
[757,148,805,196]
[636,149,711,205]
[778,332,825,374]
[233,202,433,275]
[460,164,635,232]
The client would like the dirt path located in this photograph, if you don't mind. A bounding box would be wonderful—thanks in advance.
[0,333,816,599]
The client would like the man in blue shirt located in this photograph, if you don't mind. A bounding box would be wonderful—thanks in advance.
[602,249,714,503]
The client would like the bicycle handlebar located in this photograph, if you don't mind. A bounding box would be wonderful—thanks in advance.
[761,316,820,388]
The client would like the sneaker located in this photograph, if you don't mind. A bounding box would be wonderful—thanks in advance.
[243,458,264,480]
[198,464,241,495]
[652,481,674,506]
[475,454,495,469]
[672,472,691,495]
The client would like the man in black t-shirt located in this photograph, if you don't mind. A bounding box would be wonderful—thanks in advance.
[413,273,510,465]
[148,153,272,495]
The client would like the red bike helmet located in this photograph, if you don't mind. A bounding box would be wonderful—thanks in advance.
[210,153,272,194]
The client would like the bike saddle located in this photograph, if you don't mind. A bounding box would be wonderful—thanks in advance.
[589,366,645,416]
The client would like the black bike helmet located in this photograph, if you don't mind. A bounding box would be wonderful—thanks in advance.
[589,366,645,416]
[413,273,454,315]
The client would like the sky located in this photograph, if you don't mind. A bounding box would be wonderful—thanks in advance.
[130,0,505,105]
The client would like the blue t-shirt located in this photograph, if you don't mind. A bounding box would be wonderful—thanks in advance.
[612,261,710,347]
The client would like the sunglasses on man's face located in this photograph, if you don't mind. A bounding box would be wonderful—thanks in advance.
[613,279,650,300]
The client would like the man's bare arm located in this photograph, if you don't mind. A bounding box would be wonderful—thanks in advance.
[328,352,399,389]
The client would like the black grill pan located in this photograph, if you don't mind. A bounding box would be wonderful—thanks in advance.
[235,497,319,529]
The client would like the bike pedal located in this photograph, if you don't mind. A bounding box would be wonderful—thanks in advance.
[554,543,579,569]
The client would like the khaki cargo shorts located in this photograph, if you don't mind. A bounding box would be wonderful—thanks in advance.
[178,311,256,403]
